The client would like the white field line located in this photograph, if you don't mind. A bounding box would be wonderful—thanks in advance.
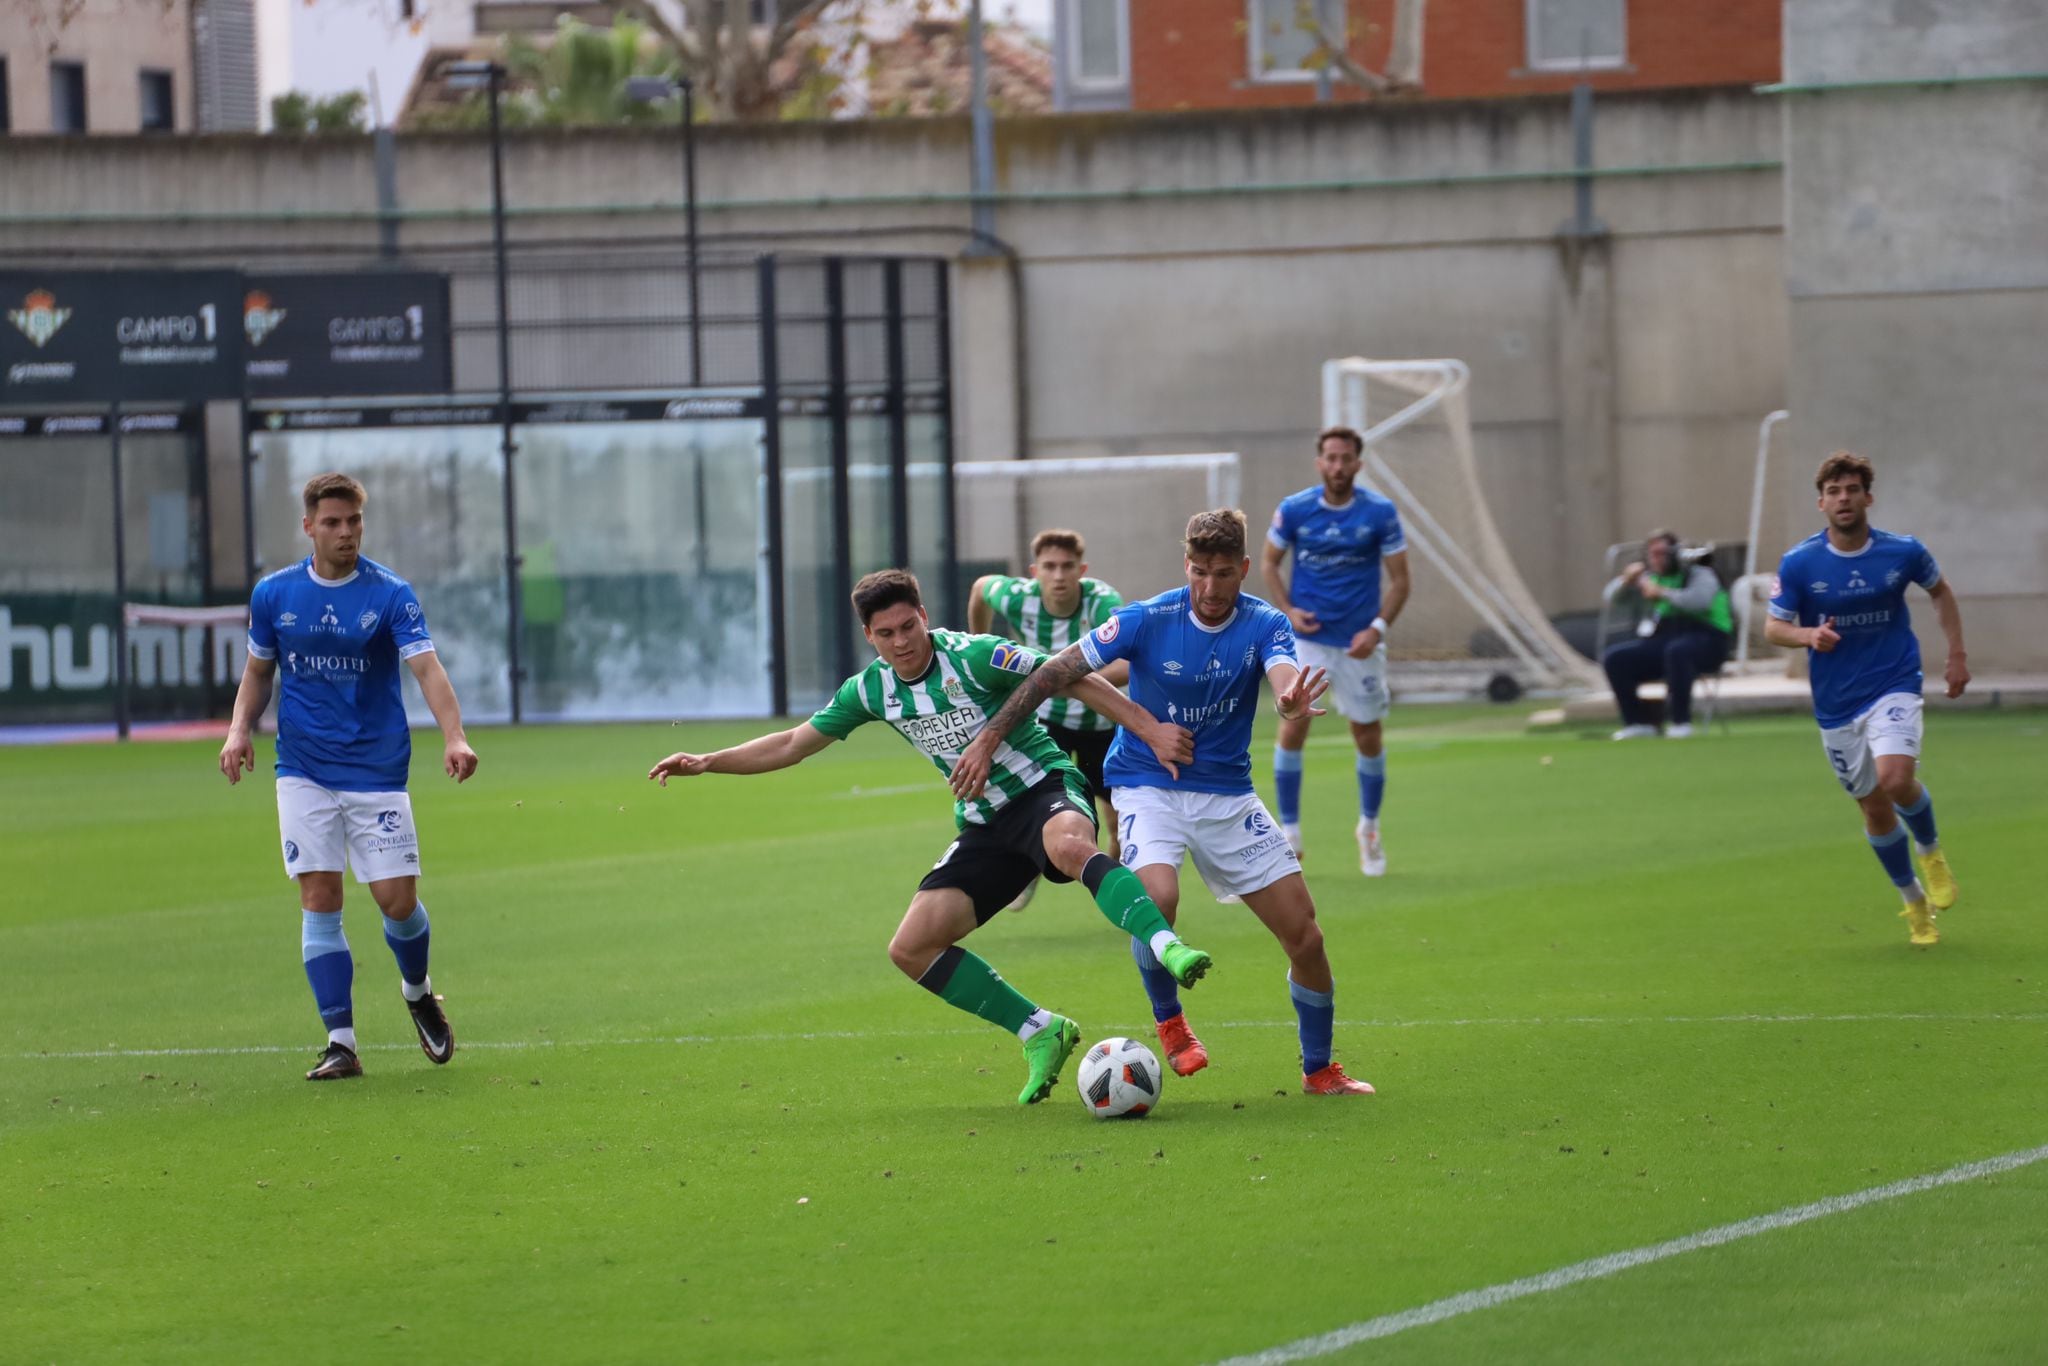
[14,1010,2047,1061]
[1208,1140,2048,1366]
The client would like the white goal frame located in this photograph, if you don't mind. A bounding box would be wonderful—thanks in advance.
[1321,357,1601,690]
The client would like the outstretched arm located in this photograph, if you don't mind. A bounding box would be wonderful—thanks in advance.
[1926,579,1970,698]
[650,722,837,784]
[1057,674,1191,778]
[947,647,1097,799]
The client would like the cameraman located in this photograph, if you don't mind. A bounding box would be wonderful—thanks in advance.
[1602,530,1732,739]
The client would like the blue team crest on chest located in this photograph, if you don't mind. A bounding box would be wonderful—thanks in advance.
[359,608,380,631]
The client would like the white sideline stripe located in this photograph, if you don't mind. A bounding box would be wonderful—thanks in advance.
[1208,1141,2048,1366]
[16,1011,2048,1061]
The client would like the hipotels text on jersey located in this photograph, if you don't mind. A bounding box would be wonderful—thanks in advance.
[289,652,371,677]
[1165,695,1242,729]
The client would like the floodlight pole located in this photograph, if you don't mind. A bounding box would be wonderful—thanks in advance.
[682,76,702,385]
[482,63,525,724]
[967,0,996,251]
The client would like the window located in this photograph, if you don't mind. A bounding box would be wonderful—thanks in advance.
[1527,0,1627,71]
[1068,0,1127,89]
[139,69,175,131]
[1249,0,1345,83]
[50,60,87,133]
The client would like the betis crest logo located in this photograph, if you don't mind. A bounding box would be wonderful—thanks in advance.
[7,290,71,349]
[243,290,287,347]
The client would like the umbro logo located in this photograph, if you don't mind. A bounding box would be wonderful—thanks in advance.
[1810,581,1829,593]
[1163,661,1183,675]
[278,611,297,626]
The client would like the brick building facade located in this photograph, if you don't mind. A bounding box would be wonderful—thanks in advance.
[1053,0,1779,113]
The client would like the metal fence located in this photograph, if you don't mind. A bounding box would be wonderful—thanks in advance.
[0,243,956,730]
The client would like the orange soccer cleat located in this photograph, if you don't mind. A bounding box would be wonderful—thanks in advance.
[1302,1062,1376,1096]
[1155,1012,1210,1077]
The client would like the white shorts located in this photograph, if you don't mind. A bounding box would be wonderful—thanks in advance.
[1293,636,1390,724]
[1110,786,1303,900]
[1818,692,1923,800]
[276,776,423,883]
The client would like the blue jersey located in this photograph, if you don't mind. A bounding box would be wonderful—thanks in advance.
[1079,587,1298,796]
[1767,529,1942,729]
[246,556,435,791]
[1267,486,1406,643]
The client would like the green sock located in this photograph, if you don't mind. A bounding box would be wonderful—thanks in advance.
[915,946,1037,1034]
[1082,855,1175,943]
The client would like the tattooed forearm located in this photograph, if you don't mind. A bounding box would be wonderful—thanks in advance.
[984,644,1096,740]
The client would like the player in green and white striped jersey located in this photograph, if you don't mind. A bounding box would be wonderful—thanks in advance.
[648,569,1213,1106]
[971,529,1128,908]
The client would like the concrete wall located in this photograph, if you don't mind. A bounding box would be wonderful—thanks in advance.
[1781,0,2048,672]
[0,88,1787,615]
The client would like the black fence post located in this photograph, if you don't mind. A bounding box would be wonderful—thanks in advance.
[111,400,130,740]
[825,257,854,684]
[884,260,910,573]
[933,262,959,632]
[757,256,789,717]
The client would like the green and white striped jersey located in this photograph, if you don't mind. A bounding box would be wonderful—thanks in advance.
[979,575,1124,733]
[807,629,1081,830]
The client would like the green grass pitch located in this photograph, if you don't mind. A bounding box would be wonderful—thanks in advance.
[4,705,2046,1364]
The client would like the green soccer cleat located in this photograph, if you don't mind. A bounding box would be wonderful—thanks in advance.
[1159,940,1213,990]
[1018,1015,1082,1105]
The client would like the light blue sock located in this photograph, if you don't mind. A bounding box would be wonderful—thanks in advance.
[1867,825,1920,899]
[1895,787,1939,851]
[1274,745,1304,826]
[301,911,354,1032]
[1130,937,1183,1023]
[1289,973,1335,1075]
[382,902,431,988]
[1356,753,1386,823]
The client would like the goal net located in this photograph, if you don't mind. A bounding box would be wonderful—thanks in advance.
[952,453,1243,597]
[1322,358,1600,694]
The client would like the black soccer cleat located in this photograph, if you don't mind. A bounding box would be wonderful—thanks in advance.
[407,990,456,1065]
[306,1041,363,1081]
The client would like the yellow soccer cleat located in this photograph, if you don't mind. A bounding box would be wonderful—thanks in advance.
[1919,849,1958,912]
[1899,897,1939,949]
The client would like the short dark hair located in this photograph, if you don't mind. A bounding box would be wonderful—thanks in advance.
[1815,450,1874,493]
[851,568,923,625]
[1317,426,1364,457]
[1645,527,1680,555]
[302,472,366,515]
[1183,508,1249,562]
[1030,528,1085,560]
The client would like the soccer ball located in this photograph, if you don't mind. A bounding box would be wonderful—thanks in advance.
[1076,1036,1164,1119]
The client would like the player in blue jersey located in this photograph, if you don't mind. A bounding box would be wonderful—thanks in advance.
[219,473,478,1079]
[1261,426,1411,877]
[956,510,1377,1096]
[1764,451,1969,947]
